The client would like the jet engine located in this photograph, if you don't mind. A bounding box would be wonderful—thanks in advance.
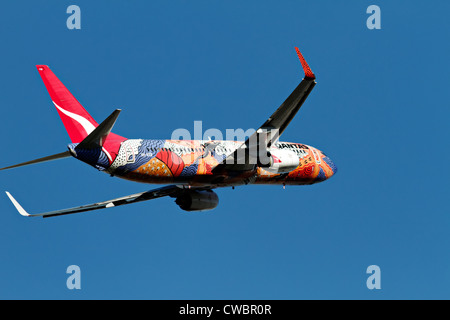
[263,149,300,174]
[175,189,219,212]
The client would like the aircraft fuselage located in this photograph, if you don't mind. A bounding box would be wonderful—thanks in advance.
[69,139,337,187]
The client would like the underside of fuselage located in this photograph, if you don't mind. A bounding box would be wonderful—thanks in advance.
[69,139,337,187]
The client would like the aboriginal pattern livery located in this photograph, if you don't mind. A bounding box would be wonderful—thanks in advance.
[69,139,336,187]
[2,47,338,217]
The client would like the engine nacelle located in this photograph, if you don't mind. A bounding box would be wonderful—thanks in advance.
[175,190,219,212]
[263,149,300,174]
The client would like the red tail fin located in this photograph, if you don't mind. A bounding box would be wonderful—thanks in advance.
[36,65,126,164]
[37,65,100,143]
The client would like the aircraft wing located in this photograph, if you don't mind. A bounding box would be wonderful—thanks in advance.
[213,47,317,172]
[5,185,182,218]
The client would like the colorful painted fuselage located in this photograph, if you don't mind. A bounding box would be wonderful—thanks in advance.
[69,139,337,187]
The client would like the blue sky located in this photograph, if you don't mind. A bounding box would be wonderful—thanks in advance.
[0,1,449,299]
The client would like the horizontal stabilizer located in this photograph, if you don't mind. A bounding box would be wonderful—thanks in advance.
[77,109,121,149]
[0,151,71,171]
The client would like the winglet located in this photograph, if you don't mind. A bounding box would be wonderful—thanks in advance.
[295,47,315,80]
[5,192,30,217]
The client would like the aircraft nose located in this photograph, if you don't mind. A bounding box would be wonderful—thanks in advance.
[322,155,337,178]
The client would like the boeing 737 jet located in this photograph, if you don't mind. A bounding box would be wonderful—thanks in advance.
[1,48,337,218]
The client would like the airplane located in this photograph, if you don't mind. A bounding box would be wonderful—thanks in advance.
[1,47,337,218]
